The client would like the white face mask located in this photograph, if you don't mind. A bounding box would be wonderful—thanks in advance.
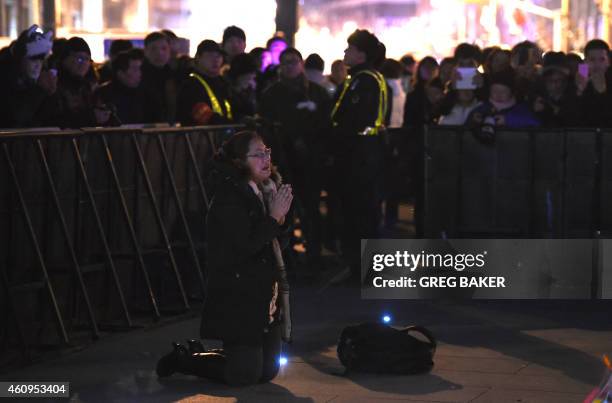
[489,97,516,111]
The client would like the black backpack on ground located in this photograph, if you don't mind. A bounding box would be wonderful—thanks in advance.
[337,322,436,374]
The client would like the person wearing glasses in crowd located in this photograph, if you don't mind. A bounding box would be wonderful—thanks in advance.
[54,37,112,128]
[156,131,293,386]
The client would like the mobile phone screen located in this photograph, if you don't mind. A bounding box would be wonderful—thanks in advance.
[455,67,478,90]
[578,63,589,79]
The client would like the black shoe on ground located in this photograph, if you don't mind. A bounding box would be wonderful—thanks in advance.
[156,342,189,378]
[187,339,206,354]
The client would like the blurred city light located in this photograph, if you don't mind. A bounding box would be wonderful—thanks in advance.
[1,0,609,66]
[296,0,565,69]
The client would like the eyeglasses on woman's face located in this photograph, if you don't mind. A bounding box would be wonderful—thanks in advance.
[247,148,272,160]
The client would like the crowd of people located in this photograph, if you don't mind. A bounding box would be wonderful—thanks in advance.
[2,24,612,130]
[2,23,612,274]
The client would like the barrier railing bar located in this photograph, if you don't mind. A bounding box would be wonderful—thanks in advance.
[156,134,206,297]
[2,142,69,345]
[71,138,132,327]
[185,132,211,209]
[528,131,536,236]
[207,131,218,154]
[100,134,161,320]
[35,138,100,339]
[130,132,190,311]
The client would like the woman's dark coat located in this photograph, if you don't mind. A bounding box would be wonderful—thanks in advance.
[200,161,280,346]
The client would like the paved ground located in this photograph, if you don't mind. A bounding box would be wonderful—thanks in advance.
[2,283,611,403]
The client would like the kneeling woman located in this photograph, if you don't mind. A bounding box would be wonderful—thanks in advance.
[156,131,293,385]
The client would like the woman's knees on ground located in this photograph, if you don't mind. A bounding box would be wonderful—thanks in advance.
[224,345,263,386]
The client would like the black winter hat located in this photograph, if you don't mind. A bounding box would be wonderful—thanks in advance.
[541,51,569,76]
[347,29,380,62]
[61,37,91,59]
[196,39,225,56]
[228,53,257,79]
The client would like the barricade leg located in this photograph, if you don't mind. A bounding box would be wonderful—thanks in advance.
[100,134,161,320]
[130,133,189,311]
[2,143,69,347]
[71,139,132,328]
[185,132,211,208]
[34,139,99,339]
[156,134,206,298]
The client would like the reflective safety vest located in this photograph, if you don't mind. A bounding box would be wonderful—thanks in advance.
[331,69,388,136]
[189,72,233,120]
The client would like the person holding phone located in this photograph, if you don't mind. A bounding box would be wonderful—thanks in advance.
[0,24,60,128]
[577,39,612,127]
[156,131,293,386]
[450,43,486,99]
[466,70,539,131]
[509,41,542,102]
[530,52,580,127]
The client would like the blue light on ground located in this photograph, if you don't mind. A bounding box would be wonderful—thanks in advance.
[382,314,392,324]
[279,356,288,366]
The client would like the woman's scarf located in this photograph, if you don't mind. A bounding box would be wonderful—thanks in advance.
[252,174,292,343]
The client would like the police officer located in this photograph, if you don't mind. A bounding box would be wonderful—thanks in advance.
[177,40,233,126]
[259,47,332,270]
[331,30,389,282]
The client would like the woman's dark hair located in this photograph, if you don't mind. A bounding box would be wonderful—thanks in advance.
[215,130,263,179]
[412,56,439,89]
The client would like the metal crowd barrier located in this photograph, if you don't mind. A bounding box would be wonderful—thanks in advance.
[3,123,611,362]
[0,124,244,363]
[423,126,612,239]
